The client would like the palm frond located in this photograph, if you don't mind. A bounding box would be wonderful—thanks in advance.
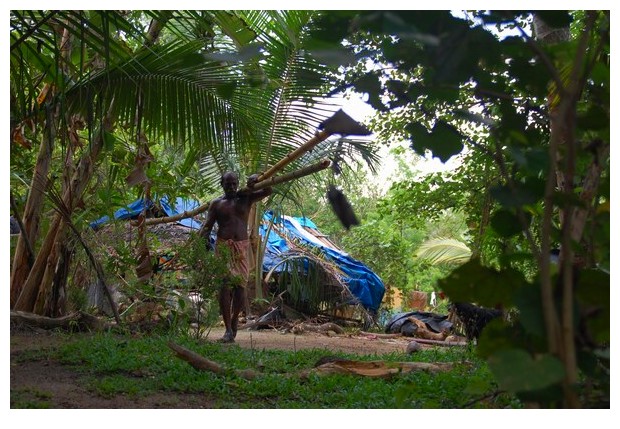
[65,39,252,149]
[10,10,382,199]
[195,10,380,193]
[415,237,472,266]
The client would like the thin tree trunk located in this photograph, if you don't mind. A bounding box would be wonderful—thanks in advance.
[49,242,72,317]
[32,239,65,317]
[247,203,260,314]
[14,215,65,312]
[143,12,172,49]
[534,12,602,408]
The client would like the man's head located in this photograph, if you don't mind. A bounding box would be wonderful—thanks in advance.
[221,171,239,198]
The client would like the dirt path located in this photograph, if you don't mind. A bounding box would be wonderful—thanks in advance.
[10,327,414,409]
[205,326,412,354]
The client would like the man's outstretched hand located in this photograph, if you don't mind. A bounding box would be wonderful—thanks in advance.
[246,173,260,188]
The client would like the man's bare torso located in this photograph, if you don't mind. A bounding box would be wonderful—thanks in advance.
[210,195,253,241]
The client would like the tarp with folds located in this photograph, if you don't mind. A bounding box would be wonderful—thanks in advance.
[90,199,384,312]
[260,211,385,312]
[385,311,453,336]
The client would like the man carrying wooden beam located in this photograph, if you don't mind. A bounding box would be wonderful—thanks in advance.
[199,172,272,343]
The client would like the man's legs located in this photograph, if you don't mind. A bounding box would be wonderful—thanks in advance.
[218,286,234,342]
[230,286,246,339]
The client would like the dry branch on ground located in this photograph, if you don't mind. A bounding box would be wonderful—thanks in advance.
[167,341,455,380]
[10,310,113,331]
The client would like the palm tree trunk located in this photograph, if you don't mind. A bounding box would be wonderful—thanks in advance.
[10,104,56,307]
[14,211,65,312]
[14,118,111,314]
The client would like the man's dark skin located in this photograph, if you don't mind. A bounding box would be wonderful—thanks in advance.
[199,171,272,343]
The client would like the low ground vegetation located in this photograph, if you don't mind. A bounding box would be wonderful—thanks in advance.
[10,328,521,409]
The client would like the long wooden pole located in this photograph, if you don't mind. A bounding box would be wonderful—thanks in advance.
[257,130,331,182]
[144,159,331,226]
[242,158,331,192]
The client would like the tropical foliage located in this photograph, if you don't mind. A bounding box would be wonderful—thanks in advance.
[9,10,609,408]
[307,10,609,407]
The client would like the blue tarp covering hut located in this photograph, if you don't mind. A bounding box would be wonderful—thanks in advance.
[260,211,384,312]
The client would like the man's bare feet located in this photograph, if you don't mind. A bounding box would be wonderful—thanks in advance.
[217,331,235,343]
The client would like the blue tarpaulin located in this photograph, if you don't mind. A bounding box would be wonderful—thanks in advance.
[158,196,203,229]
[89,198,153,229]
[90,199,384,312]
[89,196,203,230]
[260,211,385,312]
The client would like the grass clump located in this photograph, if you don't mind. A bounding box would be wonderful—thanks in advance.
[10,387,53,409]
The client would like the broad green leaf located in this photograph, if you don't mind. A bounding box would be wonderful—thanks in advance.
[438,259,525,307]
[415,238,471,265]
[577,104,609,131]
[490,178,545,208]
[353,72,385,111]
[590,62,610,86]
[407,121,464,162]
[215,83,237,100]
[488,349,565,393]
[507,146,549,175]
[575,269,610,343]
[490,209,524,238]
[513,284,546,338]
[477,319,547,359]
[102,131,117,152]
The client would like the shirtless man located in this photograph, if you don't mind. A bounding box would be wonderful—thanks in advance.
[199,171,272,343]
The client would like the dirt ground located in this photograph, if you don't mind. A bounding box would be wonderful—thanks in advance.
[10,325,416,409]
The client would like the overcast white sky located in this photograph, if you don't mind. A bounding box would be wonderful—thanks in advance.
[331,92,462,192]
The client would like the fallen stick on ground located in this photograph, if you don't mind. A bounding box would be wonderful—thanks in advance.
[167,342,258,379]
[168,341,456,380]
[300,358,454,379]
[10,310,112,331]
[359,331,403,339]
[292,322,345,335]
[409,338,469,347]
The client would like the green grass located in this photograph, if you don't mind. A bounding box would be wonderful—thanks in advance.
[49,332,519,408]
[10,387,53,409]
